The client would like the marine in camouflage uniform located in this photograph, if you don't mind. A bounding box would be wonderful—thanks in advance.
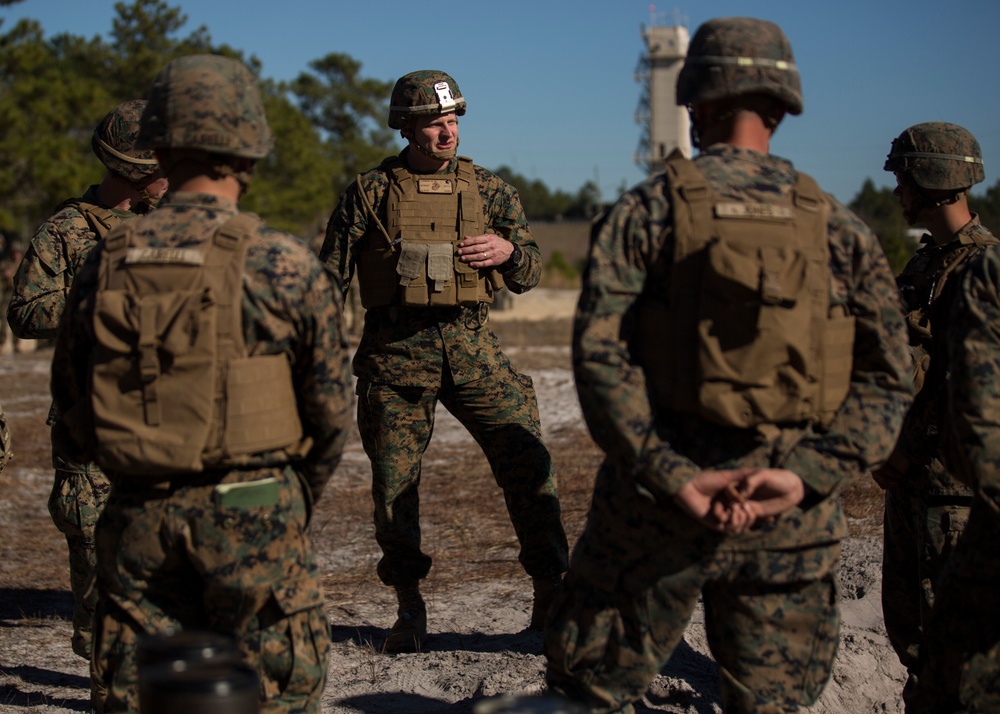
[910,243,1000,712]
[543,18,913,713]
[321,70,568,652]
[873,123,995,698]
[6,99,167,660]
[50,55,352,713]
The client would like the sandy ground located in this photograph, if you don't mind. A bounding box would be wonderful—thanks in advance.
[0,288,906,713]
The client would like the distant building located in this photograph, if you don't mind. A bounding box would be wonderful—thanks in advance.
[634,9,690,175]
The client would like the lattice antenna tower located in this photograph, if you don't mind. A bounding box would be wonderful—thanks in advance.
[635,6,690,174]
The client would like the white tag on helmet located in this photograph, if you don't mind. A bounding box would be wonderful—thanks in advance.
[433,81,457,110]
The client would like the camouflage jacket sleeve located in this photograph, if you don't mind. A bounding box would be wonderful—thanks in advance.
[473,166,543,293]
[247,229,353,504]
[320,177,369,299]
[7,208,97,339]
[50,247,101,465]
[780,200,913,496]
[946,247,1000,512]
[573,179,704,496]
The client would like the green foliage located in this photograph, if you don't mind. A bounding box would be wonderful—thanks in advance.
[492,166,602,221]
[288,53,397,197]
[0,0,393,240]
[848,178,916,274]
[540,250,582,289]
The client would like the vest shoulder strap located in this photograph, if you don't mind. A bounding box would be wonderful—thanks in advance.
[56,198,119,239]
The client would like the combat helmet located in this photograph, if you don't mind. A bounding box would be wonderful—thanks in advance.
[92,100,159,185]
[676,17,803,115]
[387,70,466,130]
[884,122,984,191]
[138,54,274,159]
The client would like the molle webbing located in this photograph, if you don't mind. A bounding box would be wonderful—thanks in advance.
[91,214,306,476]
[636,157,854,429]
[355,156,498,308]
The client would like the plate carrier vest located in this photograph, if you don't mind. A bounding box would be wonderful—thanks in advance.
[89,213,307,476]
[354,155,503,308]
[635,156,856,429]
[55,198,120,240]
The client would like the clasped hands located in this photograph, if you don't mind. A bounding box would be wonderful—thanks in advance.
[672,467,806,535]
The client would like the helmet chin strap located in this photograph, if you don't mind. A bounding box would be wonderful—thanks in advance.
[410,136,460,161]
[913,184,965,217]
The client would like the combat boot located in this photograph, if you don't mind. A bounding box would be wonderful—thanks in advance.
[528,574,563,630]
[384,582,427,653]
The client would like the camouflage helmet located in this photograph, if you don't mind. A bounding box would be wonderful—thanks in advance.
[387,70,466,130]
[676,17,803,115]
[883,122,984,191]
[92,100,159,184]
[138,54,274,159]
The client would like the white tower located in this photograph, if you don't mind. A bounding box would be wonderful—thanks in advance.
[635,9,690,174]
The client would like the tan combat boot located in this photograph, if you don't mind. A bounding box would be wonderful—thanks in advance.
[384,583,427,653]
[528,575,563,630]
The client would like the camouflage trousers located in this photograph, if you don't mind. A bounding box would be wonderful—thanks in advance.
[356,367,569,586]
[545,463,841,713]
[882,483,971,675]
[909,501,1000,713]
[47,464,111,659]
[90,465,330,714]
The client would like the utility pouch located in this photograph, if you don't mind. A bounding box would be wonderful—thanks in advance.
[427,242,456,298]
[397,242,429,305]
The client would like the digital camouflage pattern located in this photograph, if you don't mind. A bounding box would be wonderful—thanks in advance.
[882,478,969,675]
[91,100,159,185]
[544,143,913,713]
[51,191,353,713]
[138,54,274,159]
[321,148,568,588]
[387,70,466,129]
[883,122,985,192]
[675,17,803,115]
[880,217,996,678]
[0,401,10,474]
[90,467,330,714]
[7,184,143,659]
[8,185,137,340]
[911,244,1000,711]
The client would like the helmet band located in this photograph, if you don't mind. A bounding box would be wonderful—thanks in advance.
[889,150,983,165]
[96,138,158,165]
[683,55,798,73]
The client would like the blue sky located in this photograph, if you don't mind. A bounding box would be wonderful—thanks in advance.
[4,0,1000,206]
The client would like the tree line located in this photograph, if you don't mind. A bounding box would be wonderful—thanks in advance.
[848,178,1000,274]
[0,0,605,246]
[2,0,1000,270]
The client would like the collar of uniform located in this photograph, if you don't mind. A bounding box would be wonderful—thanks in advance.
[157,191,239,213]
[698,143,794,175]
[81,184,137,220]
[955,212,989,244]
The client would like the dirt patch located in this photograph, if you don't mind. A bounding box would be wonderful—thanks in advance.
[0,297,905,713]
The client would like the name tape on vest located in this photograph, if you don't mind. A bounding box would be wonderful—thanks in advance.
[714,202,795,221]
[124,247,208,266]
